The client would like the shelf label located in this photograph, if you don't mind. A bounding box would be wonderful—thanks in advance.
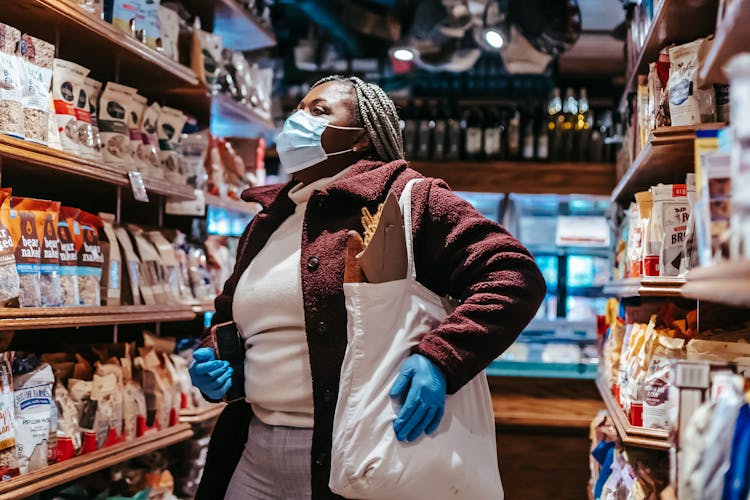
[556,216,610,247]
[128,172,149,203]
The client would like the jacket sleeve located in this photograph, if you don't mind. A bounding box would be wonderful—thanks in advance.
[411,180,546,394]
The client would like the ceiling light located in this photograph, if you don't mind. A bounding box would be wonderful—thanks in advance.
[392,48,416,62]
[483,28,504,49]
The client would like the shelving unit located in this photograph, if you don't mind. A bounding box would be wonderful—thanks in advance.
[180,404,226,424]
[0,424,193,500]
[700,0,750,84]
[182,0,276,52]
[191,301,216,315]
[410,161,616,196]
[205,192,259,215]
[682,261,750,307]
[595,376,670,451]
[0,305,197,331]
[619,0,719,109]
[604,277,686,298]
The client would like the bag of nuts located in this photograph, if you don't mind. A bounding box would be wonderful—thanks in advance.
[19,34,54,146]
[0,24,24,139]
[0,189,20,307]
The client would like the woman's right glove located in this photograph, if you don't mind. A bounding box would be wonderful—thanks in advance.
[189,348,233,400]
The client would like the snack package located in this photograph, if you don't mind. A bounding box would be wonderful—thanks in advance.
[169,354,192,410]
[646,184,690,277]
[157,106,187,183]
[104,0,138,37]
[71,0,103,17]
[91,372,118,448]
[98,213,122,306]
[140,102,163,177]
[9,197,58,307]
[679,174,699,275]
[13,363,54,474]
[54,382,82,461]
[626,202,642,278]
[46,95,62,151]
[0,353,18,478]
[143,0,161,50]
[158,6,179,61]
[0,189,20,307]
[67,377,101,454]
[0,24,24,139]
[123,379,148,439]
[95,360,124,442]
[51,59,88,154]
[114,225,142,305]
[127,225,165,304]
[642,335,685,430]
[20,35,55,145]
[99,82,136,168]
[191,28,222,90]
[39,201,62,307]
[84,78,104,159]
[74,210,104,306]
[145,230,179,303]
[175,130,209,190]
[73,73,99,161]
[668,38,716,126]
[135,351,168,431]
[126,93,148,174]
[57,206,81,306]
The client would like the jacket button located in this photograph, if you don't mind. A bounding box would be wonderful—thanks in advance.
[315,321,327,336]
[323,388,336,404]
[314,451,329,467]
[307,256,320,271]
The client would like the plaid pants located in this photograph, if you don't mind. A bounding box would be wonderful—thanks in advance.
[224,417,314,500]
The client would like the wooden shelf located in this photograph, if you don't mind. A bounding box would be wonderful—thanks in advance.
[410,161,616,196]
[210,94,276,140]
[0,1,203,108]
[682,261,750,307]
[182,0,276,52]
[620,0,719,109]
[595,376,670,451]
[0,423,193,499]
[610,125,709,205]
[180,404,226,424]
[191,301,216,314]
[0,134,195,201]
[604,277,686,298]
[205,193,259,215]
[700,0,750,84]
[0,305,197,331]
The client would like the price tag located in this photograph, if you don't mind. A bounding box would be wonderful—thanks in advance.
[555,216,610,247]
[128,171,149,203]
[166,189,206,216]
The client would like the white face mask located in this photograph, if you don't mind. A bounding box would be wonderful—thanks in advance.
[276,110,364,175]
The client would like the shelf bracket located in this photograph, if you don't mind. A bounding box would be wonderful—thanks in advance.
[113,324,119,344]
[116,186,122,223]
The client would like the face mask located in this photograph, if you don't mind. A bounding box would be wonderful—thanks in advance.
[276,110,363,174]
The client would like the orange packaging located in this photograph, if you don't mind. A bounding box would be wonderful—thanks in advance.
[40,201,62,306]
[74,210,103,306]
[0,189,19,306]
[57,206,81,306]
[9,197,57,307]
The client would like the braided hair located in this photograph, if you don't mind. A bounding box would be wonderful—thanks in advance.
[312,75,405,162]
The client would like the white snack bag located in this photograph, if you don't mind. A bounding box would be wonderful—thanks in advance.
[0,25,24,139]
[98,82,136,168]
[668,38,716,126]
[52,59,89,154]
[14,364,54,474]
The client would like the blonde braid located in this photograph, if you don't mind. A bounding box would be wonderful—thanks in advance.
[312,75,405,162]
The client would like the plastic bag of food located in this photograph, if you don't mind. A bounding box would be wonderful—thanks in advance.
[158,6,179,61]
[0,353,19,479]
[99,82,136,168]
[13,362,54,473]
[85,78,104,158]
[99,213,122,306]
[157,106,187,183]
[0,24,24,139]
[191,28,222,90]
[668,38,716,126]
[20,35,55,145]
[54,382,82,462]
[0,189,20,307]
[39,201,62,307]
[51,58,88,154]
[104,0,138,37]
[175,130,209,190]
[57,206,81,306]
[95,361,124,443]
[75,210,104,306]
[642,335,685,430]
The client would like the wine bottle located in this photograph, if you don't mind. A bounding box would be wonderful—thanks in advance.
[547,87,562,161]
[483,107,503,161]
[464,107,484,161]
[445,104,462,161]
[432,102,447,161]
[507,108,521,160]
[416,101,434,161]
[402,100,418,160]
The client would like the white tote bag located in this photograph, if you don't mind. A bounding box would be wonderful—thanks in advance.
[330,179,503,500]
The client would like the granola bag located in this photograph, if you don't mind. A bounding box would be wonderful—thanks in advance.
[99,82,135,168]
[652,184,691,277]
[39,201,62,307]
[52,59,89,155]
[0,24,23,139]
[157,106,187,183]
[67,378,103,454]
[0,189,20,307]
[57,206,80,306]
[74,210,103,306]
[84,78,104,159]
[145,230,179,303]
[127,225,165,304]
[0,353,18,479]
[95,361,124,443]
[73,73,99,161]
[9,197,57,307]
[139,102,163,178]
[126,93,153,176]
[114,225,142,305]
[191,28,222,90]
[668,38,716,126]
[13,362,54,474]
[19,35,54,145]
[91,372,117,448]
[98,213,121,306]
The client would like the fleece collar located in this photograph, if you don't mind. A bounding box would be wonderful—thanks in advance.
[240,158,410,210]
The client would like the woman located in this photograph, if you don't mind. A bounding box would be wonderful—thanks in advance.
[190,76,546,500]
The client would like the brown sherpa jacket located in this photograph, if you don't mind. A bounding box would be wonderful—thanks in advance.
[196,159,545,499]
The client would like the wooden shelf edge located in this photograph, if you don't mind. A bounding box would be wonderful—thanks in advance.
[700,1,750,84]
[595,376,670,451]
[215,0,276,51]
[180,403,226,424]
[604,277,685,298]
[0,424,193,499]
[205,193,259,215]
[0,304,197,319]
[0,305,197,331]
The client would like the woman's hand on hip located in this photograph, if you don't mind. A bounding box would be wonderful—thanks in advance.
[389,354,446,442]
[189,348,233,400]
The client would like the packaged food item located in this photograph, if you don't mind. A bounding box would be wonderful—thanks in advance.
[637,75,649,152]
[9,197,57,307]
[175,130,209,190]
[679,174,699,275]
[715,83,730,123]
[143,0,161,50]
[54,382,81,461]
[91,372,117,447]
[52,59,89,154]
[13,362,54,473]
[98,213,122,306]
[126,93,150,174]
[140,102,163,178]
[157,106,187,183]
[67,377,101,454]
[191,28,223,90]
[0,189,20,307]
[128,225,165,304]
[642,335,685,430]
[95,361,124,442]
[46,95,62,151]
[158,6,179,61]
[668,38,716,126]
[74,211,103,306]
[145,231,179,303]
[187,245,213,301]
[104,0,138,37]
[20,35,55,145]
[84,78,104,158]
[99,82,136,168]
[71,0,103,17]
[123,378,147,439]
[625,202,642,278]
[697,152,732,265]
[114,225,142,305]
[136,349,174,430]
[647,184,690,277]
[39,202,62,307]
[0,24,24,139]
[0,353,18,478]
[57,207,81,306]
[74,74,99,161]
[646,63,662,133]
[169,354,191,410]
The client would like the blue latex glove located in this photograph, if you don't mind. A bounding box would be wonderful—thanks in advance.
[189,348,233,400]
[389,354,447,442]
